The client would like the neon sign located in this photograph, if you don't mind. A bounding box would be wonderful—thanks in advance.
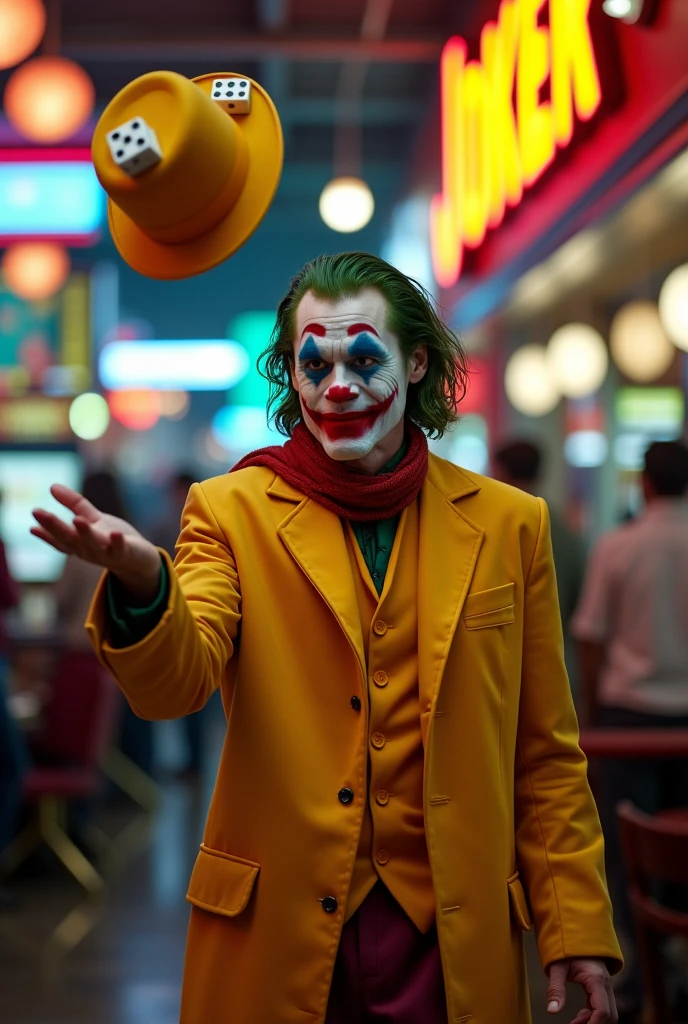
[430,0,602,288]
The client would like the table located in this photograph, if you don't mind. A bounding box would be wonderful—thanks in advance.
[579,729,688,759]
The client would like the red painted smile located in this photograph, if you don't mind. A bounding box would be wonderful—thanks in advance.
[304,388,399,441]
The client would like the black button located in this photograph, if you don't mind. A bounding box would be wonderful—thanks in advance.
[338,787,354,805]
[321,896,338,913]
[350,695,361,711]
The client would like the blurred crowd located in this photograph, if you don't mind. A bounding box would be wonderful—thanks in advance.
[1,439,687,1019]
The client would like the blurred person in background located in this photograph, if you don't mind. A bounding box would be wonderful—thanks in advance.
[571,439,688,1021]
[0,490,25,908]
[149,470,210,779]
[55,469,155,777]
[493,439,586,701]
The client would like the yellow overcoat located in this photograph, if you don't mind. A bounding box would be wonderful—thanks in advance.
[86,453,623,1024]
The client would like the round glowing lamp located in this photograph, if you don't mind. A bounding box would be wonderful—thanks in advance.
[159,390,190,419]
[2,242,70,301]
[0,0,45,70]
[504,345,561,417]
[4,56,95,143]
[610,301,675,382]
[108,390,162,431]
[546,323,608,398]
[69,393,111,441]
[319,177,375,233]
[659,264,688,352]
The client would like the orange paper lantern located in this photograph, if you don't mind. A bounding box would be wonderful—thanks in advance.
[4,55,94,143]
[2,242,70,301]
[0,0,45,70]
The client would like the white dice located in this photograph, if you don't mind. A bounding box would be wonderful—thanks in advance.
[211,77,252,115]
[106,117,162,177]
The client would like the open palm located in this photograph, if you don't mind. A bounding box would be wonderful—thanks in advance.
[31,483,161,596]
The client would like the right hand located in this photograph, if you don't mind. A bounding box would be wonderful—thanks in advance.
[31,483,162,602]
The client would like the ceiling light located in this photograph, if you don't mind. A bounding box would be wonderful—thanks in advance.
[659,263,688,352]
[2,241,70,301]
[504,345,561,417]
[69,393,110,441]
[546,323,608,398]
[610,301,674,382]
[602,0,633,17]
[319,177,375,233]
[4,56,95,143]
[0,0,45,70]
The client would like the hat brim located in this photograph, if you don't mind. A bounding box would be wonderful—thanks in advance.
[107,75,283,280]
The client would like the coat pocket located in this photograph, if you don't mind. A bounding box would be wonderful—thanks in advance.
[186,843,260,917]
[463,582,515,630]
[507,870,533,931]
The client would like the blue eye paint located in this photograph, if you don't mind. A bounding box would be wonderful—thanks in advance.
[298,335,330,386]
[347,333,388,384]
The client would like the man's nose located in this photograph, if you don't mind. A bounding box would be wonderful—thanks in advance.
[325,383,360,403]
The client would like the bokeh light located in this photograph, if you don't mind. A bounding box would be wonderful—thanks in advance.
[159,391,190,419]
[610,301,675,382]
[504,345,561,417]
[0,0,45,70]
[108,389,162,431]
[4,56,95,143]
[659,263,688,352]
[546,323,608,398]
[69,392,111,440]
[319,177,375,233]
[2,241,70,301]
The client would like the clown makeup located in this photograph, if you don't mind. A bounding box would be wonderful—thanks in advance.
[292,289,426,463]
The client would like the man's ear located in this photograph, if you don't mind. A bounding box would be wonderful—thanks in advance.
[408,344,429,384]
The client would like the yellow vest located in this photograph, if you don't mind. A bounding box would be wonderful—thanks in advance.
[343,499,435,933]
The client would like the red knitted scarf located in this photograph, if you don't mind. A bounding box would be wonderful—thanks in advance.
[231,420,428,522]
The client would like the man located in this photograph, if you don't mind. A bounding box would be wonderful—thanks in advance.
[32,253,621,1023]
[492,440,586,703]
[572,439,688,1021]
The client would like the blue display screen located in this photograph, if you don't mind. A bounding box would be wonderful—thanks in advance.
[0,161,105,236]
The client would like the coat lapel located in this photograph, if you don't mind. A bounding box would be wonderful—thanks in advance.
[267,476,366,673]
[418,456,484,717]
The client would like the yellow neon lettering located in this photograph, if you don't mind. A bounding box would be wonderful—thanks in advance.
[517,0,555,186]
[430,37,466,288]
[462,60,490,248]
[550,0,602,145]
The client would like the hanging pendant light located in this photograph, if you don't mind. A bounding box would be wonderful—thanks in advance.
[4,55,95,143]
[0,0,46,70]
[319,177,375,233]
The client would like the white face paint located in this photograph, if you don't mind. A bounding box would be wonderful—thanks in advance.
[291,289,411,461]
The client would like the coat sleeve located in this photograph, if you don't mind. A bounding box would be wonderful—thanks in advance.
[514,497,623,974]
[85,481,241,720]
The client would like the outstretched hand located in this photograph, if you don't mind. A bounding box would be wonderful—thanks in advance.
[31,483,162,601]
[547,957,618,1024]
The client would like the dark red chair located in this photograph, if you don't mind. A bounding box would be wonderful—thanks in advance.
[0,652,120,894]
[617,800,688,1024]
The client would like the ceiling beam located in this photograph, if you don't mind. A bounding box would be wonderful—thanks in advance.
[62,35,444,64]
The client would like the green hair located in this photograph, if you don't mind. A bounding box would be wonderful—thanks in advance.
[259,251,469,438]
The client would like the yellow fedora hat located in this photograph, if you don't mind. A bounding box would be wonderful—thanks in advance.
[91,71,283,280]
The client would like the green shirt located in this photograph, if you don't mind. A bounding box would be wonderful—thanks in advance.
[106,441,406,647]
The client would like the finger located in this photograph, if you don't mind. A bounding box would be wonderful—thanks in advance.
[108,531,126,557]
[569,1011,593,1024]
[586,980,611,1024]
[73,517,114,552]
[547,963,568,1013]
[30,526,71,555]
[32,509,80,549]
[50,484,101,523]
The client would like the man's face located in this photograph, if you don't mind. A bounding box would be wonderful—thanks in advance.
[291,288,420,461]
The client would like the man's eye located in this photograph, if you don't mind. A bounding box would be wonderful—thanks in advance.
[305,360,328,372]
[352,356,376,368]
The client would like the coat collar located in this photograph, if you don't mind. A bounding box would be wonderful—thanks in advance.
[267,453,485,711]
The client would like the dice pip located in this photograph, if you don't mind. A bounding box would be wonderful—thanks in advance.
[211,78,252,115]
[106,117,162,177]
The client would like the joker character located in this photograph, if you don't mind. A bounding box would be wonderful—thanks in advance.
[32,253,622,1024]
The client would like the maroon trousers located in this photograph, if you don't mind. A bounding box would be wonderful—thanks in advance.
[325,881,448,1023]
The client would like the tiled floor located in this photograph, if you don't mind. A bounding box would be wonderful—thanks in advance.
[0,703,594,1024]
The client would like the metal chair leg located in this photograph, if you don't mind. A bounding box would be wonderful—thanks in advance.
[0,817,41,879]
[101,746,161,813]
[38,797,105,896]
